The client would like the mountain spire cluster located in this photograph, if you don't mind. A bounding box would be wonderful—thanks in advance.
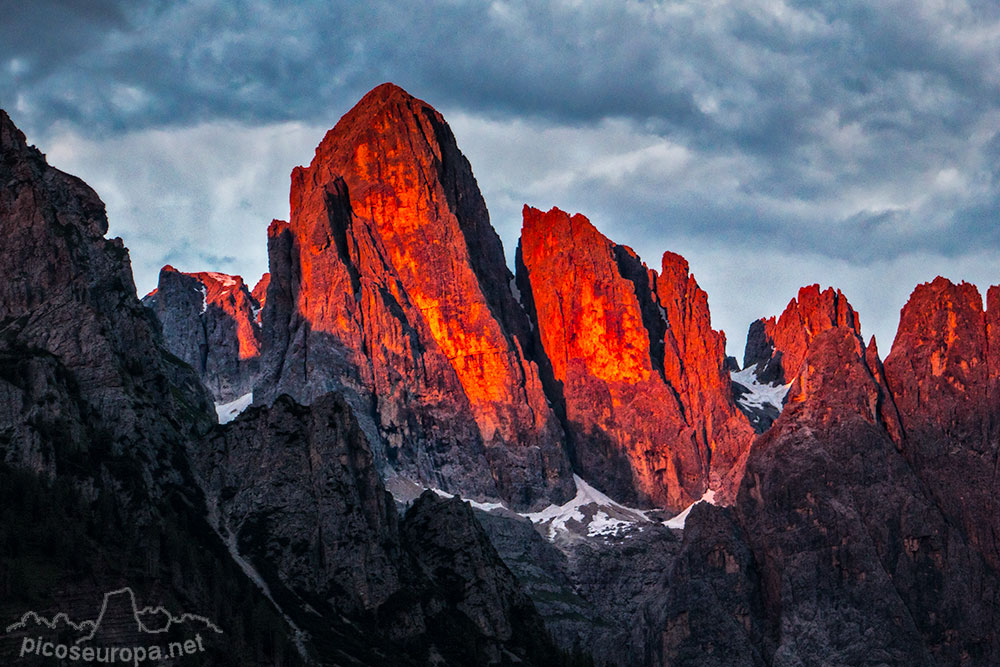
[3,85,1000,665]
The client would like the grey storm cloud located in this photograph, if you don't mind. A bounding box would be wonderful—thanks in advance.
[5,0,1000,351]
[7,1,995,135]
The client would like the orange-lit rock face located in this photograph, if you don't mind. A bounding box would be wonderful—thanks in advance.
[190,270,262,360]
[886,277,988,412]
[780,328,894,430]
[747,285,860,382]
[656,251,756,501]
[260,83,573,510]
[521,210,652,385]
[733,325,997,665]
[883,276,1000,567]
[518,206,753,510]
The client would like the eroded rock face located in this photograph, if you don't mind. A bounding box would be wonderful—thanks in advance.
[656,252,757,502]
[884,277,1000,569]
[201,393,406,627]
[143,266,262,402]
[736,327,1000,665]
[743,284,861,383]
[258,83,573,511]
[478,507,688,667]
[401,494,561,663]
[517,205,752,510]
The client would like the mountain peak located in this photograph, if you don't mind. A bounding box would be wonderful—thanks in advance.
[885,276,988,416]
[660,251,690,279]
[518,204,753,509]
[259,82,575,510]
[0,108,28,154]
[881,276,1000,569]
[359,81,418,106]
[743,284,861,383]
[307,82,440,181]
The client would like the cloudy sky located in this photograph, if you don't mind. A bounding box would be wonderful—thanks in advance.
[5,0,1000,358]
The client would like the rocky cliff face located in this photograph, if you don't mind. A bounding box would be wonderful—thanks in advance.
[731,285,862,435]
[516,205,752,510]
[197,393,566,665]
[35,79,1000,666]
[743,284,861,383]
[258,83,573,511]
[731,326,1000,664]
[0,105,580,667]
[884,277,1000,570]
[660,503,768,667]
[143,266,262,402]
[251,272,269,317]
[0,108,213,481]
[652,326,1000,666]
[0,109,301,665]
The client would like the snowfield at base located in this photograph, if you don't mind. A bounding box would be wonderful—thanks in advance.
[523,474,650,539]
[216,392,253,424]
[404,474,716,540]
[730,366,792,412]
[524,475,721,536]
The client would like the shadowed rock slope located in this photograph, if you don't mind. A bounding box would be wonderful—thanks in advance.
[129,84,1000,666]
[660,326,999,665]
[885,277,1000,571]
[197,393,572,666]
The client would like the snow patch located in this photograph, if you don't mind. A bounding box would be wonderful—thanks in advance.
[396,474,715,540]
[430,488,507,513]
[205,271,239,288]
[663,489,716,529]
[588,511,633,537]
[196,284,208,314]
[523,475,649,539]
[730,367,791,413]
[215,392,253,424]
[469,499,507,513]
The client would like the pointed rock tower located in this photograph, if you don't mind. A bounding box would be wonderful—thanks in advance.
[258,84,574,510]
[743,285,861,384]
[516,206,753,510]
